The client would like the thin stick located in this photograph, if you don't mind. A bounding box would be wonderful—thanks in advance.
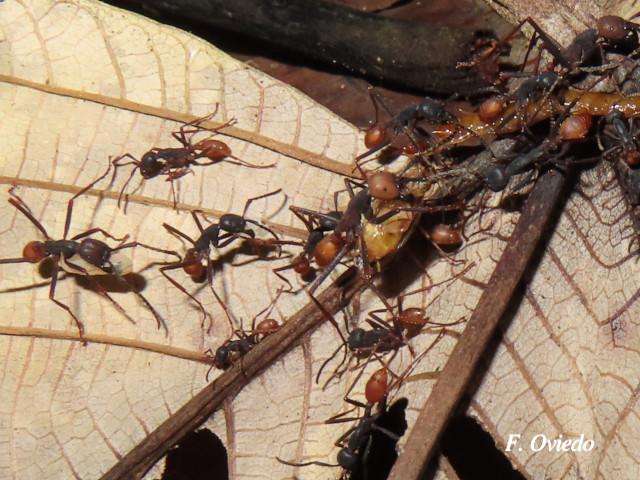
[387,169,568,480]
[100,268,361,480]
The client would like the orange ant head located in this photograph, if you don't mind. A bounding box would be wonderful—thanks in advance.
[597,15,628,43]
[23,241,46,263]
[195,139,231,161]
[367,171,400,201]
[313,234,344,267]
[365,368,389,404]
[625,150,640,167]
[559,113,592,140]
[183,248,205,277]
[364,126,389,149]
[478,96,506,123]
[255,318,279,336]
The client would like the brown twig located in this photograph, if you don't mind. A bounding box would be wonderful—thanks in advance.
[104,0,497,95]
[100,268,362,479]
[387,169,568,480]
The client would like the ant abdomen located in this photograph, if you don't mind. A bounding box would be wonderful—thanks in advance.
[428,224,463,249]
[365,368,389,404]
[77,238,111,269]
[195,138,232,161]
[314,234,344,267]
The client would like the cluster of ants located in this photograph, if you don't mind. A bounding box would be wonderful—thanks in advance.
[5,13,640,478]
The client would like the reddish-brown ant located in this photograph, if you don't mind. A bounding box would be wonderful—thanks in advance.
[0,166,178,341]
[313,263,473,385]
[272,207,341,291]
[206,288,283,374]
[160,190,296,330]
[112,107,275,209]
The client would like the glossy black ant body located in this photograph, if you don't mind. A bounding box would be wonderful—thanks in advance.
[599,109,640,167]
[160,190,296,329]
[0,166,177,340]
[359,90,455,160]
[112,108,274,209]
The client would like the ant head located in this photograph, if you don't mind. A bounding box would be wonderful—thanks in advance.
[195,139,231,161]
[320,211,341,231]
[255,318,279,336]
[22,241,46,263]
[183,248,205,277]
[538,71,559,89]
[597,15,630,43]
[139,151,164,178]
[483,165,509,192]
[348,328,366,349]
[367,171,400,201]
[337,449,358,471]
[313,234,344,267]
[214,345,231,370]
[219,213,245,234]
[559,113,592,140]
[365,367,389,404]
[478,96,506,123]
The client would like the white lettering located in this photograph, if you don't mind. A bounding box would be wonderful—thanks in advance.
[531,434,546,452]
[506,434,520,452]
[583,439,595,452]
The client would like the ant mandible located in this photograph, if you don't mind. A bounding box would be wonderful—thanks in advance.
[0,165,179,341]
[112,106,275,209]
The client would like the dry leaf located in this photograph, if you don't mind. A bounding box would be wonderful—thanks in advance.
[457,2,640,479]
[3,1,639,479]
[0,1,481,478]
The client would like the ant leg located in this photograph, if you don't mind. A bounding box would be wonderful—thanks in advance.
[48,257,86,344]
[71,228,128,243]
[163,223,197,245]
[7,196,51,240]
[307,241,351,294]
[63,163,113,239]
[241,188,283,217]
[206,257,235,335]
[112,241,182,262]
[160,263,211,327]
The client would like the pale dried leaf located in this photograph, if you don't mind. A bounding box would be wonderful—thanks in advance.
[460,2,640,479]
[0,1,482,479]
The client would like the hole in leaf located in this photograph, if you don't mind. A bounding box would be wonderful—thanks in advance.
[161,428,228,480]
[440,415,525,480]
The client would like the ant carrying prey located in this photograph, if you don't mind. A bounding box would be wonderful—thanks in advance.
[112,107,275,209]
[0,165,179,341]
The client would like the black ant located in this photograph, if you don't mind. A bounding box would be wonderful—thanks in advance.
[112,107,275,209]
[0,165,178,341]
[160,189,296,330]
[313,263,473,386]
[598,109,640,167]
[206,288,283,373]
[358,89,455,161]
[483,104,593,192]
